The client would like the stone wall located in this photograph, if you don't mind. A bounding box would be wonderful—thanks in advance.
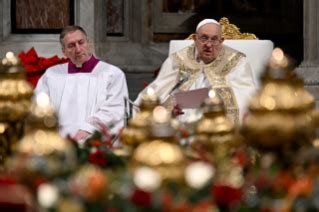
[0,0,167,100]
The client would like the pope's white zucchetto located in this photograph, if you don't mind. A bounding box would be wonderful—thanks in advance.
[196,19,220,32]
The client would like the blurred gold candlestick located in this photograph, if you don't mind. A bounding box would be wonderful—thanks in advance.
[5,93,76,186]
[120,88,160,147]
[242,48,316,152]
[0,52,33,163]
[131,106,185,189]
[193,89,240,161]
[192,90,243,188]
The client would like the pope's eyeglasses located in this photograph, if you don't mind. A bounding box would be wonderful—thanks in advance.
[197,36,221,46]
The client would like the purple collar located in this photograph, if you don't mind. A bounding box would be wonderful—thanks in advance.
[68,55,99,74]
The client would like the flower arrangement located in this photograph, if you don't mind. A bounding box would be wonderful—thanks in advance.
[3,125,319,211]
[238,148,319,211]
[18,48,68,87]
[72,129,126,169]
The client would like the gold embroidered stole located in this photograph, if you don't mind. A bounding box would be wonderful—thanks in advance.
[169,44,244,125]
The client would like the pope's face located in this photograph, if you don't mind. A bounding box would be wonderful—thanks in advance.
[62,30,91,66]
[194,24,224,64]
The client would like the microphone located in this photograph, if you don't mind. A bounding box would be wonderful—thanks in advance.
[169,73,189,95]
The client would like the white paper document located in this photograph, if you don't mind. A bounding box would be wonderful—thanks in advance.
[174,87,209,109]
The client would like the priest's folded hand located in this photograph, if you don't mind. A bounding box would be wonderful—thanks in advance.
[73,130,91,142]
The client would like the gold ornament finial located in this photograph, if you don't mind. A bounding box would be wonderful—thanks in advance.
[17,92,70,157]
[120,88,160,147]
[2,52,19,67]
[131,104,185,188]
[197,89,234,135]
[242,48,316,151]
[0,52,33,162]
[0,52,25,74]
[190,90,243,188]
[25,92,58,131]
[150,106,176,140]
[5,93,76,180]
[202,89,225,115]
[131,137,185,187]
[192,89,238,162]
[140,87,160,111]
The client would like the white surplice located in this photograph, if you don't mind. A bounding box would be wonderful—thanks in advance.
[35,61,129,138]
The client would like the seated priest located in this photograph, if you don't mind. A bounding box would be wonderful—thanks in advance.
[35,25,129,142]
[134,19,257,126]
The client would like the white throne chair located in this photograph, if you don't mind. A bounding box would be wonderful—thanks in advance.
[168,17,274,87]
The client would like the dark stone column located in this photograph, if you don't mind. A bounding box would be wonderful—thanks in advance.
[296,0,319,106]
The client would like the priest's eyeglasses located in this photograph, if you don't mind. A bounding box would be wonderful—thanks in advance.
[197,36,221,46]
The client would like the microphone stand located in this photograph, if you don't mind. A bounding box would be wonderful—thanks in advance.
[162,74,189,103]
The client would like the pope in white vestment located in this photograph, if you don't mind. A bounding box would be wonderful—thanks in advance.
[134,19,257,125]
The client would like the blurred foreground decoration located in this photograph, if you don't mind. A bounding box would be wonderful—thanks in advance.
[131,106,185,188]
[193,89,239,162]
[239,48,319,211]
[127,106,219,211]
[242,48,316,154]
[0,52,33,164]
[2,48,319,211]
[120,88,160,147]
[6,93,76,191]
[3,92,78,211]
[193,89,245,193]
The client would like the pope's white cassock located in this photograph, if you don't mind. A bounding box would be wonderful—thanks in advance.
[134,44,257,125]
[35,61,128,138]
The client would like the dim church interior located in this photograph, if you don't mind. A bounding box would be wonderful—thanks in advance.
[3,1,319,211]
[0,0,315,102]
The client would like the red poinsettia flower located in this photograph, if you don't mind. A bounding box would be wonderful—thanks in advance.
[192,200,216,212]
[288,176,313,198]
[177,126,190,139]
[0,175,17,185]
[32,177,48,189]
[273,170,294,194]
[233,148,250,167]
[130,189,152,208]
[90,139,103,147]
[162,192,173,210]
[212,184,243,209]
[18,47,68,87]
[88,150,108,167]
[254,171,273,191]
